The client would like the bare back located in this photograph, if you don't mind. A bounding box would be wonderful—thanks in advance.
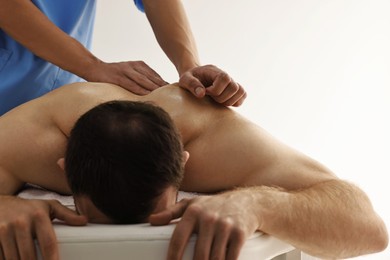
[0,83,334,196]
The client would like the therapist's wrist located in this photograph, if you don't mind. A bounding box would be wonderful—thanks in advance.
[77,57,106,82]
[177,58,200,76]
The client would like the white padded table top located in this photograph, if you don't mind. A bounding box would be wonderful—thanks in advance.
[48,223,294,260]
[19,187,296,259]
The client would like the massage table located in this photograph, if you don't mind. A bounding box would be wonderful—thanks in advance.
[19,187,303,260]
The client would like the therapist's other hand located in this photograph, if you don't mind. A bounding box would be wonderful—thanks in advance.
[179,65,247,107]
[0,196,87,260]
[149,192,258,260]
[83,60,168,95]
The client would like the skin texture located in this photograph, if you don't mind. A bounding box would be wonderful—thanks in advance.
[0,0,246,105]
[0,82,388,260]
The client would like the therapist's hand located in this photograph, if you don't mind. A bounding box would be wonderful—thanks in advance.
[0,196,87,260]
[179,65,247,107]
[149,192,259,260]
[83,60,168,95]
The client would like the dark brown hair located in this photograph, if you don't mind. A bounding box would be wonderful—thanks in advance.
[65,100,184,224]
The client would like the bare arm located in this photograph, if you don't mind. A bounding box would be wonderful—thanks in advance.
[0,167,23,195]
[143,0,200,75]
[250,179,388,258]
[0,0,166,94]
[151,178,388,259]
[0,167,87,260]
[150,116,388,259]
[0,0,97,80]
[144,1,246,106]
[0,89,89,259]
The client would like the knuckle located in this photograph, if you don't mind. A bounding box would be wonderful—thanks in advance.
[14,217,29,232]
[217,219,234,235]
[220,217,233,229]
[218,72,231,82]
[178,74,190,84]
[31,209,47,222]
[0,223,9,236]
[179,198,191,205]
[232,82,240,91]
[203,213,218,225]
[186,204,202,215]
[138,60,147,66]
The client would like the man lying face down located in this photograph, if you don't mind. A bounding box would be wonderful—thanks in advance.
[0,68,388,260]
[64,100,186,224]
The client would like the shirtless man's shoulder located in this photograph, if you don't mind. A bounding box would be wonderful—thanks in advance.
[0,82,133,194]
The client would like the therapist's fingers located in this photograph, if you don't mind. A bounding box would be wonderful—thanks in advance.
[89,61,167,95]
[205,69,233,96]
[221,85,247,107]
[124,70,161,92]
[179,71,207,98]
[179,65,248,106]
[121,61,166,91]
[132,61,168,86]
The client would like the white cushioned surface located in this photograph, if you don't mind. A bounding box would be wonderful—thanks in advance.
[19,187,295,260]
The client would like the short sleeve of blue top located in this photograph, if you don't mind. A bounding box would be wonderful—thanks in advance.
[0,0,144,115]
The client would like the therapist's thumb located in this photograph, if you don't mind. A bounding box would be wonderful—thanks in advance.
[179,73,206,98]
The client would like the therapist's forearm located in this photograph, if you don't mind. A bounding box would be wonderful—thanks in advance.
[143,0,200,75]
[0,0,99,79]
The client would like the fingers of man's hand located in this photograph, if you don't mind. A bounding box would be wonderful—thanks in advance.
[226,227,246,260]
[15,223,37,260]
[167,206,199,260]
[0,226,20,260]
[192,212,217,260]
[32,206,59,260]
[192,213,246,260]
[31,200,86,260]
[149,198,191,226]
[48,200,87,226]
[208,219,233,260]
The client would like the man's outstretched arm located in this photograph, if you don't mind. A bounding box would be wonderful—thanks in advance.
[150,179,388,260]
[0,168,87,259]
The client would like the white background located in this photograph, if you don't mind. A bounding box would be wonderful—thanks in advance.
[93,1,390,259]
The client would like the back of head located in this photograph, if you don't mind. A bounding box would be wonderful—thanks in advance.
[65,100,184,224]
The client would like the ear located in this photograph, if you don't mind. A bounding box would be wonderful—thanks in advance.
[182,151,190,165]
[57,158,66,171]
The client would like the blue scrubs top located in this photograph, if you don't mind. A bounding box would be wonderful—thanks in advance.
[0,0,144,115]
